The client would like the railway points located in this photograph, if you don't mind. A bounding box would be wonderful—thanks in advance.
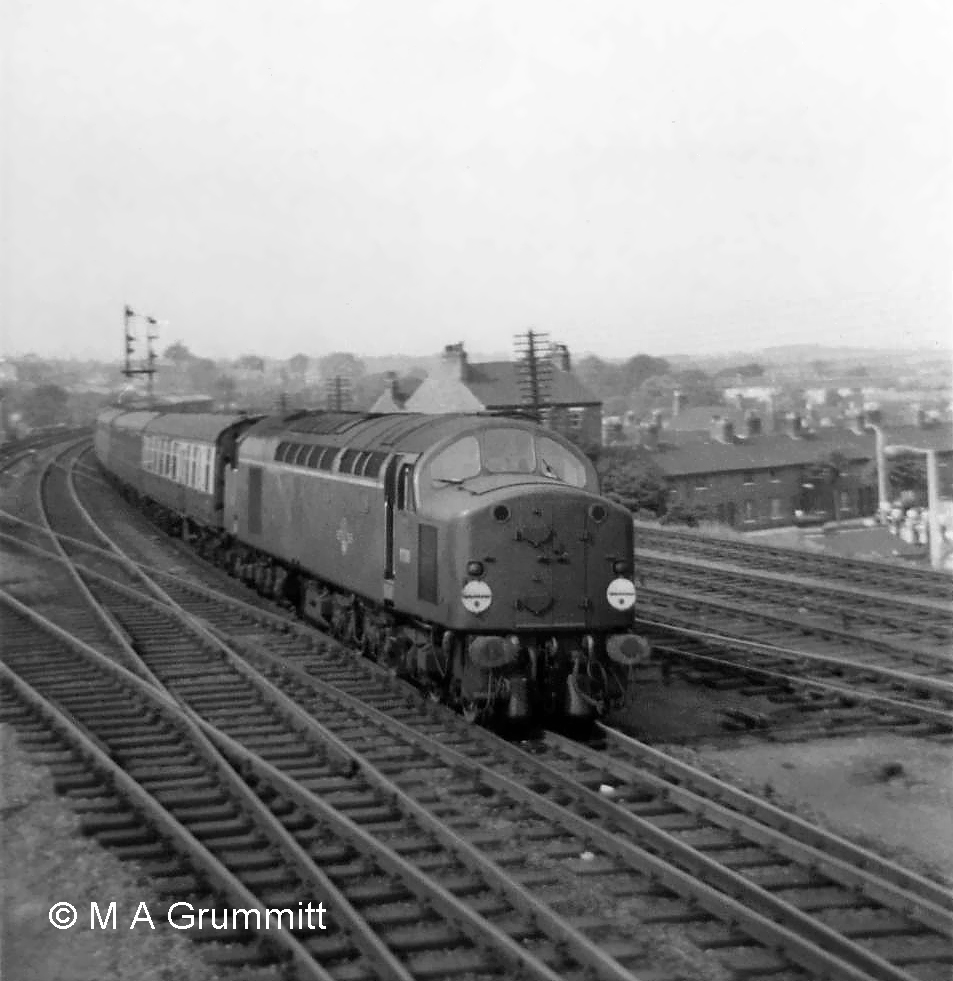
[2,429,952,980]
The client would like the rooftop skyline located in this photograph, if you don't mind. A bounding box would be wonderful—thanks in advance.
[2,0,949,361]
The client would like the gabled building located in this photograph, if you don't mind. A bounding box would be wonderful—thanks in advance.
[369,372,421,413]
[375,343,603,446]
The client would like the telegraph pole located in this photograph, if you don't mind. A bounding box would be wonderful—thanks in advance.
[513,329,552,423]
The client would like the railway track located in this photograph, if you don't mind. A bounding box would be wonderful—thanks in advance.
[635,525,953,603]
[2,593,634,981]
[2,440,952,978]
[630,615,953,742]
[636,549,951,646]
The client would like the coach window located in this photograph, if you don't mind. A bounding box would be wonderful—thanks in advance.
[430,437,480,485]
[483,428,535,474]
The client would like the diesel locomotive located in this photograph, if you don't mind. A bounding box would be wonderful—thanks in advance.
[95,407,649,724]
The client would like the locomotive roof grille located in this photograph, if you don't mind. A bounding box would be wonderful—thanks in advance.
[338,448,361,474]
[317,446,338,471]
[361,451,388,478]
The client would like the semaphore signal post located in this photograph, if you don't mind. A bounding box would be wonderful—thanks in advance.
[122,305,160,399]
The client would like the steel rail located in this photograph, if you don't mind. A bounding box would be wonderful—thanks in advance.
[0,623,334,981]
[634,617,953,725]
[638,564,953,654]
[639,582,952,668]
[64,570,644,981]
[11,484,940,977]
[37,436,950,978]
[28,449,440,979]
[636,546,950,617]
[227,636,921,981]
[0,589,428,981]
[12,466,646,981]
[593,724,953,914]
[634,525,953,598]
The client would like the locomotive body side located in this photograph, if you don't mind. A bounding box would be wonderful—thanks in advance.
[227,425,392,604]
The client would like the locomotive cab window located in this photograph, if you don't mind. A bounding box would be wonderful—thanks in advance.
[430,436,480,485]
[483,429,535,474]
[535,436,587,487]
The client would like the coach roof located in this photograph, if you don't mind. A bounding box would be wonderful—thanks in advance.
[111,411,162,431]
[143,412,255,442]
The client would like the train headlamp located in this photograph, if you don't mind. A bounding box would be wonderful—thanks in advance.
[466,560,485,577]
[461,580,492,614]
[606,577,636,611]
[612,559,631,575]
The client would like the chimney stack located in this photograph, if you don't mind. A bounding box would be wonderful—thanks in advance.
[847,408,865,435]
[442,342,467,381]
[673,390,686,417]
[783,412,803,438]
[553,343,571,372]
[639,422,660,451]
[744,411,762,438]
[709,415,735,443]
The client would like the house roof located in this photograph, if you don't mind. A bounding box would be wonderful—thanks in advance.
[462,362,599,408]
[667,405,749,432]
[650,423,952,477]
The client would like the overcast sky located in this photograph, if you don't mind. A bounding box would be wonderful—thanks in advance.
[2,0,949,362]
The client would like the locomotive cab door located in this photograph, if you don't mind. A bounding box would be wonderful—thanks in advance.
[384,458,415,574]
[383,457,398,579]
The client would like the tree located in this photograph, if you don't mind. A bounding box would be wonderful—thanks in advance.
[21,384,70,428]
[287,353,310,377]
[735,362,765,379]
[236,354,265,372]
[886,454,928,499]
[805,450,848,520]
[215,375,237,407]
[622,354,671,392]
[318,352,366,381]
[595,448,667,514]
[163,341,193,364]
[186,357,219,392]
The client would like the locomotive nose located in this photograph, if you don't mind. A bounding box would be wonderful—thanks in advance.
[472,491,622,629]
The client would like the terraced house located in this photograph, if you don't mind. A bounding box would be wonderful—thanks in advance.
[642,413,953,529]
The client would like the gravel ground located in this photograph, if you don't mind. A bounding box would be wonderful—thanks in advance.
[613,674,953,886]
[0,726,220,981]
